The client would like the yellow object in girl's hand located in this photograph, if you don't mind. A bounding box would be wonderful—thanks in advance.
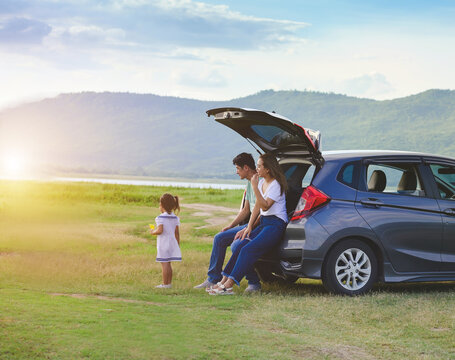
[149,224,155,230]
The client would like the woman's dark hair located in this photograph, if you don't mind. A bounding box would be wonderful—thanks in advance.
[232,152,256,170]
[260,153,287,195]
[160,193,180,214]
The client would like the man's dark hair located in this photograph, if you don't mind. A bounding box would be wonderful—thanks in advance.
[232,152,256,170]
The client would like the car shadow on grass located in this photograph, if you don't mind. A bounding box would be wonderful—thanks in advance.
[261,279,327,296]
[373,281,455,294]
[260,279,455,297]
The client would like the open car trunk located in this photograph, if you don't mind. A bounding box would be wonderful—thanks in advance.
[207,107,323,166]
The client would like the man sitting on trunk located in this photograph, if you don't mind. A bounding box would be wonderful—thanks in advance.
[194,152,261,293]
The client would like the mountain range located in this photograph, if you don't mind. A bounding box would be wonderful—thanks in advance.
[1,89,455,178]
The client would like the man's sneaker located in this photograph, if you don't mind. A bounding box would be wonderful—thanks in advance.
[244,284,261,293]
[193,279,215,289]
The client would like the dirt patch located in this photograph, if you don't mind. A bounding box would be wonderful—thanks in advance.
[196,216,237,229]
[0,252,18,258]
[431,327,450,332]
[50,293,164,306]
[182,203,238,229]
[0,317,17,324]
[182,204,238,213]
[192,211,212,217]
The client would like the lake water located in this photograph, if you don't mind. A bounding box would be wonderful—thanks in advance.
[54,177,245,190]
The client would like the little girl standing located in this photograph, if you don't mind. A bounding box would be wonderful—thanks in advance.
[150,193,181,288]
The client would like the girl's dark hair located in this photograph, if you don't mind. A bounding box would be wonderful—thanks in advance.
[233,152,256,170]
[260,153,287,195]
[160,193,180,214]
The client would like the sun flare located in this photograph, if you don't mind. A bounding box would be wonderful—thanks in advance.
[1,151,28,178]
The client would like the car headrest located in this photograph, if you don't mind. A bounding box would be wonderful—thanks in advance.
[397,170,417,191]
[368,170,386,192]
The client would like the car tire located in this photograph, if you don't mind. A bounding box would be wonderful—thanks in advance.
[322,239,377,295]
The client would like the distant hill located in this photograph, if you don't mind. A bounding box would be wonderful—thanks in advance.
[1,89,455,178]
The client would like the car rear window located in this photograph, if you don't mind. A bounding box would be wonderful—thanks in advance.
[251,125,301,147]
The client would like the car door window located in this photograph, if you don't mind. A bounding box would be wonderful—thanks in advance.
[366,163,425,197]
[429,164,455,200]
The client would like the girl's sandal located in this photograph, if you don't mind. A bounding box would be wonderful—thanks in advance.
[208,284,234,296]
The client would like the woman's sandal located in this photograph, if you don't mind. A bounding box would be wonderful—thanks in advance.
[208,283,234,296]
[205,281,223,293]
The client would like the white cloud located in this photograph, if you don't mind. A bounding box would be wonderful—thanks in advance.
[173,69,227,88]
[1,0,310,51]
[61,25,126,46]
[149,0,307,28]
[340,73,395,98]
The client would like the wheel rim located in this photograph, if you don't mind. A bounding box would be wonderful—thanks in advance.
[335,248,371,291]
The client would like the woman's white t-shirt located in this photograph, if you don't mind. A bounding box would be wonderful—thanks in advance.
[258,178,288,223]
[155,212,182,262]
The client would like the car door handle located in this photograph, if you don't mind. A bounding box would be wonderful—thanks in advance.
[443,208,455,216]
[360,198,383,208]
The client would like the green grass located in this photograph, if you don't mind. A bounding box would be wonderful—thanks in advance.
[1,180,454,359]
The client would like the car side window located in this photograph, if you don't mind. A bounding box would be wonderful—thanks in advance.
[366,163,425,197]
[429,164,455,200]
[337,161,359,189]
[342,164,354,184]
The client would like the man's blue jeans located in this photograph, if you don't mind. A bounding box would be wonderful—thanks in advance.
[222,215,286,286]
[207,225,260,285]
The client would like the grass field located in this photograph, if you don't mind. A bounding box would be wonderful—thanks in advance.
[1,180,454,359]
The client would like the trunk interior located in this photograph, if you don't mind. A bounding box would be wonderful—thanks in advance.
[280,158,316,218]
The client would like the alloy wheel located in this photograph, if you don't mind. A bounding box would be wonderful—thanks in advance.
[335,248,371,291]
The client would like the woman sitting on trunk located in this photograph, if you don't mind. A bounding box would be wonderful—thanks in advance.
[209,153,288,295]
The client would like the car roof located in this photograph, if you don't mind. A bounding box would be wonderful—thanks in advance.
[322,150,455,162]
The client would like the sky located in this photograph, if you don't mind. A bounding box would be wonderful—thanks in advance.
[1,0,455,109]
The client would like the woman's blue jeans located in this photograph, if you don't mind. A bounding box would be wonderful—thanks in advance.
[207,225,260,285]
[222,215,287,286]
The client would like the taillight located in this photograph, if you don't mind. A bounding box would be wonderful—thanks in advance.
[290,185,330,221]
